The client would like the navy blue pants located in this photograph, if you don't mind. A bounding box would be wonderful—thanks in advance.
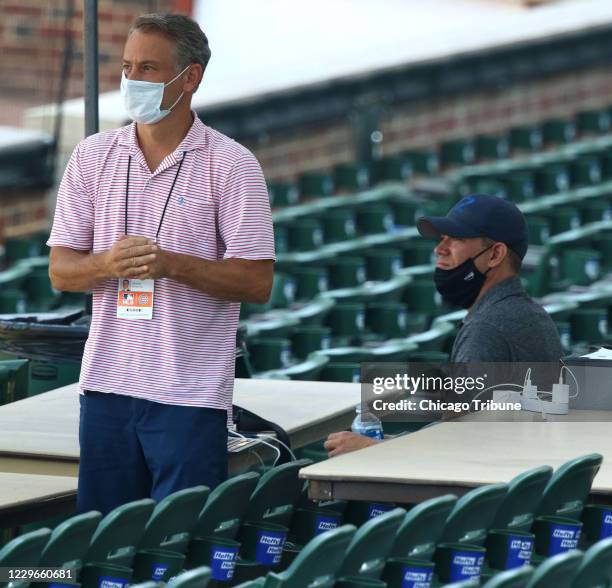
[77,391,228,515]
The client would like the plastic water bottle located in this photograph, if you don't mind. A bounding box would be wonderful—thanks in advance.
[351,404,384,440]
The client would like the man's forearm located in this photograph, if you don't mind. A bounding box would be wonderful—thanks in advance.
[49,248,111,292]
[165,251,271,303]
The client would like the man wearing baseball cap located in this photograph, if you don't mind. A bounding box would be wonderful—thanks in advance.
[416,193,562,362]
[325,194,562,457]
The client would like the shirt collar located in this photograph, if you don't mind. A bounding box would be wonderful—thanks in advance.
[117,110,208,155]
[464,275,525,324]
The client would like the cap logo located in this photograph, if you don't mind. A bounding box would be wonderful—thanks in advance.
[464,271,475,281]
[455,196,476,213]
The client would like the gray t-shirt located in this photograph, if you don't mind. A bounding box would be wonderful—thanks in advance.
[451,276,563,363]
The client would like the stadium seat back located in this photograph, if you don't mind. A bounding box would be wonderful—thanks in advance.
[525,550,582,588]
[192,472,260,539]
[84,498,155,566]
[536,454,603,520]
[39,511,102,568]
[571,537,612,587]
[389,494,457,560]
[441,484,508,545]
[338,507,405,577]
[493,467,553,531]
[166,566,211,588]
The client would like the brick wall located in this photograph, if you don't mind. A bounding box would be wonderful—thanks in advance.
[0,0,192,100]
[242,65,612,182]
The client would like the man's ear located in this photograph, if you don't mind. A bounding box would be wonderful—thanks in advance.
[185,64,203,93]
[488,242,508,268]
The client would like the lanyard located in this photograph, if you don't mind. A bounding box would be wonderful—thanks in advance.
[125,153,186,239]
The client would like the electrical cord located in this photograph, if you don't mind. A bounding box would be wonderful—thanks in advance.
[228,430,281,466]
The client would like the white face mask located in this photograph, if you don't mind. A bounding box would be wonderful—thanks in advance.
[120,65,189,125]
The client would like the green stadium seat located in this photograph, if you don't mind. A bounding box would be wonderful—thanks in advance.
[389,495,457,561]
[365,249,403,282]
[291,267,329,301]
[325,303,366,342]
[399,239,436,267]
[0,359,28,405]
[166,566,211,588]
[561,248,602,286]
[365,302,409,338]
[440,139,476,168]
[525,216,551,246]
[254,525,356,588]
[274,226,289,254]
[405,322,455,353]
[570,156,603,188]
[481,566,534,588]
[570,308,609,346]
[268,182,300,208]
[402,280,443,315]
[534,164,571,196]
[319,361,361,382]
[536,454,603,520]
[0,528,51,582]
[338,508,405,578]
[501,171,536,202]
[576,109,612,135]
[321,210,358,243]
[291,298,336,326]
[524,551,582,588]
[509,126,543,153]
[492,466,553,532]
[84,498,155,567]
[475,135,510,161]
[541,119,577,146]
[403,149,440,175]
[248,338,292,372]
[441,484,509,546]
[285,219,325,252]
[546,207,582,234]
[28,360,81,397]
[327,258,368,289]
[298,171,334,199]
[571,537,612,587]
[4,235,46,264]
[39,511,103,571]
[579,199,612,224]
[0,288,27,313]
[389,197,419,227]
[370,155,412,183]
[356,204,395,235]
[290,325,332,359]
[333,163,370,192]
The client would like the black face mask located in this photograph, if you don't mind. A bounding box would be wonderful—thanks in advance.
[434,246,493,308]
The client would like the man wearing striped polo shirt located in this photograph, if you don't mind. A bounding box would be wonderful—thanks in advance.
[48,14,275,514]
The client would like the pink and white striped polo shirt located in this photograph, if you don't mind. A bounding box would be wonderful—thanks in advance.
[48,114,275,410]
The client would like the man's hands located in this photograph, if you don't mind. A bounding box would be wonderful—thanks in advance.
[102,235,168,280]
[324,431,380,458]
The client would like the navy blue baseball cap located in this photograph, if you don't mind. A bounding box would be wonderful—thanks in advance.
[416,194,529,259]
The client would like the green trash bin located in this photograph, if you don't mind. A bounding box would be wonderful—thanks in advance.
[500,171,536,202]
[570,309,609,344]
[269,182,300,208]
[403,150,440,176]
[333,163,370,192]
[440,139,476,168]
[325,303,366,338]
[29,361,81,396]
[366,302,409,338]
[248,338,293,372]
[286,219,325,252]
[298,171,335,199]
[365,249,403,282]
[576,109,611,135]
[292,267,329,301]
[320,210,357,243]
[327,258,367,289]
[526,216,551,246]
[535,164,571,196]
[571,156,603,187]
[356,204,395,235]
[0,359,29,405]
[371,155,412,184]
[542,119,577,145]
[320,362,361,383]
[509,126,543,152]
[290,326,332,359]
[561,248,601,286]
